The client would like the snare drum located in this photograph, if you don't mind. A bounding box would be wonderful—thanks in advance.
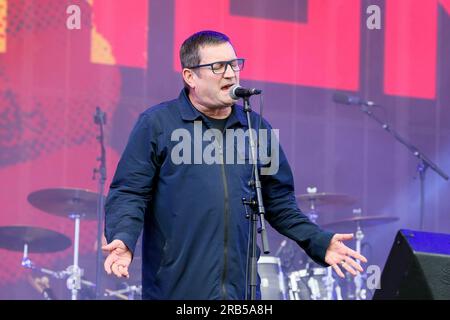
[257,256,287,300]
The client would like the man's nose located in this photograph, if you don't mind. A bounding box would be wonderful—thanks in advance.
[223,63,237,78]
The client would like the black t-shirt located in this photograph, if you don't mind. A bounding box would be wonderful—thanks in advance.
[203,114,229,133]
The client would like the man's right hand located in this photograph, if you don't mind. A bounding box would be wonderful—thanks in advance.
[102,239,132,278]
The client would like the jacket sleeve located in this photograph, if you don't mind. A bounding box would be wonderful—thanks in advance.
[104,112,161,255]
[260,124,334,267]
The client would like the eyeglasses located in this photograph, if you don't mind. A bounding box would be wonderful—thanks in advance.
[187,58,245,74]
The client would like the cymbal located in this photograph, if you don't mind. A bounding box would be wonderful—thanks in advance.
[0,226,72,253]
[322,215,399,229]
[28,187,102,220]
[296,193,356,207]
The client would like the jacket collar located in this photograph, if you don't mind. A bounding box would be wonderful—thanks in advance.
[177,88,248,128]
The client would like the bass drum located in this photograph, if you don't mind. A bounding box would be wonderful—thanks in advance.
[257,256,287,300]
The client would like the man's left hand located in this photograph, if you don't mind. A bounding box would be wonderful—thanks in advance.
[325,233,368,278]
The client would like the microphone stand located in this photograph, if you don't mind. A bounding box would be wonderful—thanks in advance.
[93,106,107,299]
[358,105,448,230]
[241,96,270,300]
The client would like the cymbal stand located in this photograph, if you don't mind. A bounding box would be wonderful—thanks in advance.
[353,208,364,300]
[305,187,318,224]
[104,283,142,300]
[21,241,94,299]
[304,187,336,300]
[65,212,83,300]
[21,243,30,268]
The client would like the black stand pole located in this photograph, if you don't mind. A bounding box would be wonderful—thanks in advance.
[358,105,448,230]
[93,106,107,299]
[418,160,428,230]
[241,97,270,300]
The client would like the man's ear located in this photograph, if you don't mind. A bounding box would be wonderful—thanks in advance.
[182,68,195,89]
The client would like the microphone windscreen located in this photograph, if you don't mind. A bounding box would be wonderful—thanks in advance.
[229,84,241,100]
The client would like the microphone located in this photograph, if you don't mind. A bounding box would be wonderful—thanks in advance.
[94,106,107,125]
[333,92,377,107]
[229,85,262,100]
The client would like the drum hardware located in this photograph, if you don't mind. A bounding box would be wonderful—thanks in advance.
[104,289,129,300]
[7,224,97,299]
[293,187,357,299]
[27,187,101,220]
[288,266,333,300]
[0,225,94,299]
[22,260,96,291]
[104,283,142,300]
[296,188,357,219]
[257,255,287,300]
[325,267,341,300]
[354,208,364,300]
[2,189,142,300]
[288,187,399,300]
[0,225,72,276]
[323,209,398,300]
[27,187,104,300]
[0,225,72,253]
[322,214,399,230]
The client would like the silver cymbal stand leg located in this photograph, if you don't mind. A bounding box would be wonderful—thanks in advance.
[21,243,31,268]
[67,213,83,300]
[354,211,364,300]
[21,243,61,279]
[306,197,318,224]
[306,188,334,300]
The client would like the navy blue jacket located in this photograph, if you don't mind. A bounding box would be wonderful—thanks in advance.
[105,89,334,300]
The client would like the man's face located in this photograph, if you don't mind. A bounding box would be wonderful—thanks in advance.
[188,42,240,109]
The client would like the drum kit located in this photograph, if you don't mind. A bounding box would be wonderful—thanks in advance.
[1,186,396,300]
[0,187,141,300]
[258,187,399,300]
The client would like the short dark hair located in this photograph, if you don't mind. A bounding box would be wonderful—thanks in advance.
[180,30,231,69]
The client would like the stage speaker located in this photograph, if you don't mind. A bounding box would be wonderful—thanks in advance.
[373,229,450,299]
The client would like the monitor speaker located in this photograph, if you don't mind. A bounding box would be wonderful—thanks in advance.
[373,229,450,299]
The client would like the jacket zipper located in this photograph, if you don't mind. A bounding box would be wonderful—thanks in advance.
[216,127,230,300]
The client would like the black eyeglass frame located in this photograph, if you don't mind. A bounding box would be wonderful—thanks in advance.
[186,58,245,74]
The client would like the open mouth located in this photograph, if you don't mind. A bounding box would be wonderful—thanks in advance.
[221,84,234,91]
